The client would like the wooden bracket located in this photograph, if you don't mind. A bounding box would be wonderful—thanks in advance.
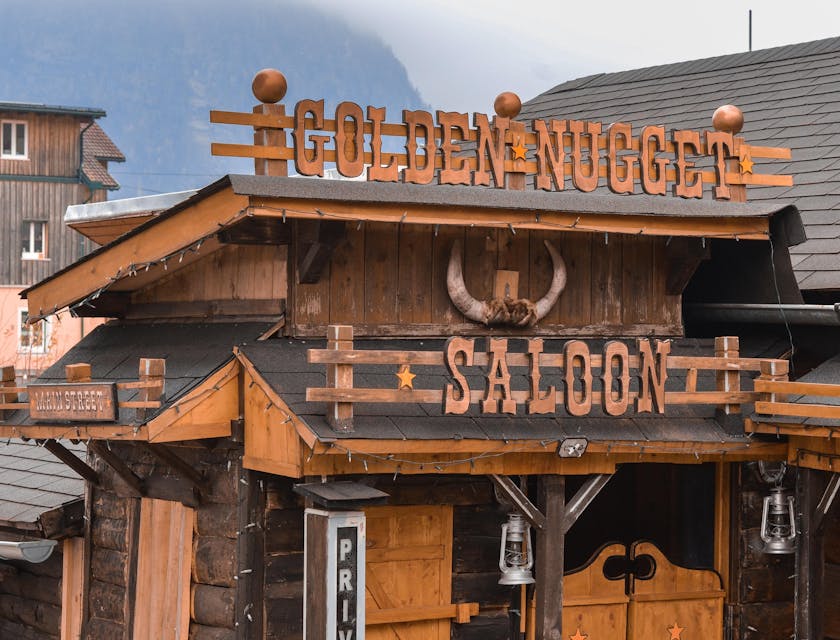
[562,473,613,534]
[139,442,207,498]
[489,474,546,529]
[40,440,99,485]
[296,220,346,284]
[89,441,145,497]
[814,472,840,533]
[666,237,711,295]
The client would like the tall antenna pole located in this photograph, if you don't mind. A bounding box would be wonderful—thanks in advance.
[749,9,753,51]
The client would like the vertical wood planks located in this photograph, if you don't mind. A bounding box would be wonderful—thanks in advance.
[621,236,655,325]
[61,537,86,640]
[330,223,365,325]
[591,232,623,325]
[364,222,399,324]
[398,224,433,324]
[326,325,354,432]
[431,225,463,326]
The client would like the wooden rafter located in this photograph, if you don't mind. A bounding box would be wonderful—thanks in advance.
[40,440,99,485]
[489,474,546,529]
[89,441,144,497]
[138,443,207,496]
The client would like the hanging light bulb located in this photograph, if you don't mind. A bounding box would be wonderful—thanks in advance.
[758,461,797,555]
[499,513,535,585]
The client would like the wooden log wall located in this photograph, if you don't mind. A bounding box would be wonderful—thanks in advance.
[729,463,795,640]
[86,441,243,640]
[0,181,95,288]
[0,540,63,640]
[291,223,682,337]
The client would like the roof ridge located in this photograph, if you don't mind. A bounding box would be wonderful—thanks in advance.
[544,35,840,95]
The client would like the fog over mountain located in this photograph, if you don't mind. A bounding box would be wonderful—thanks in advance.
[0,0,426,197]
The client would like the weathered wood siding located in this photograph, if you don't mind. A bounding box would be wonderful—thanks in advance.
[0,181,95,287]
[0,540,63,639]
[0,113,80,177]
[290,224,681,337]
[826,504,840,640]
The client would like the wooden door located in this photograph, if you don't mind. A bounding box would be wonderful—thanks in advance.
[627,542,724,640]
[364,505,453,640]
[563,543,629,639]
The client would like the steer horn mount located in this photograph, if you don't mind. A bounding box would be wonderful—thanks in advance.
[446,239,567,327]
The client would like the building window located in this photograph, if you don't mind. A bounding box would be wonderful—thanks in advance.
[21,220,47,259]
[18,308,50,354]
[1,120,27,159]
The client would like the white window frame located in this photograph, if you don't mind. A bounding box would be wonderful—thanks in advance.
[1,120,28,159]
[18,308,51,354]
[21,220,47,260]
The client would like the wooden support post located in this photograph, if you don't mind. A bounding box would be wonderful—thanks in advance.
[1,366,16,420]
[796,467,826,640]
[714,462,731,602]
[715,336,741,416]
[89,441,145,497]
[326,325,354,432]
[137,358,165,423]
[253,103,288,177]
[536,475,565,640]
[758,359,790,405]
[489,474,546,529]
[235,465,265,639]
[41,439,99,485]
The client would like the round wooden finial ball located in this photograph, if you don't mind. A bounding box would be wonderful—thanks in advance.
[252,69,287,104]
[712,104,744,134]
[494,91,522,118]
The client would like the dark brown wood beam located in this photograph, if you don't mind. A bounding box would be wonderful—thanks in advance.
[40,439,99,485]
[235,466,265,639]
[70,292,131,318]
[139,443,206,496]
[562,474,613,535]
[814,472,840,533]
[536,475,564,640]
[489,474,546,529]
[666,236,711,294]
[217,216,291,245]
[296,219,346,284]
[89,441,145,497]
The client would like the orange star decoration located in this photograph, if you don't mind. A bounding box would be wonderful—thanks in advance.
[739,153,754,174]
[511,138,527,161]
[396,365,416,390]
[668,621,685,639]
[569,627,588,640]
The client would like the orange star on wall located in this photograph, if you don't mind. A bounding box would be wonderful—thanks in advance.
[511,139,527,160]
[739,154,754,174]
[569,627,588,640]
[668,621,685,639]
[396,365,416,390]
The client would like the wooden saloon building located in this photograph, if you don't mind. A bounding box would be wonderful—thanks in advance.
[1,67,837,640]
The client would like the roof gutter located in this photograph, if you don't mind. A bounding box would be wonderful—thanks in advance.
[687,303,840,326]
[0,540,57,563]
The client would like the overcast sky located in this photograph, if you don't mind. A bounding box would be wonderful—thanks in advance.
[308,0,840,112]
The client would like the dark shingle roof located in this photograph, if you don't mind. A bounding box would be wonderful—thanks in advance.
[0,440,84,527]
[81,122,124,190]
[521,36,840,291]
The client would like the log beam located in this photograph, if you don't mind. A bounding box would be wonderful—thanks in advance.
[536,475,564,640]
[138,443,206,497]
[489,474,546,529]
[40,440,99,485]
[89,441,145,497]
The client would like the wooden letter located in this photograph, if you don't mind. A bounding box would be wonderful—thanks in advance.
[334,102,365,178]
[563,340,592,417]
[637,339,670,413]
[527,338,556,414]
[601,341,630,416]
[482,338,516,414]
[640,125,668,195]
[437,111,471,185]
[606,122,637,194]
[292,99,329,177]
[568,120,602,192]
[402,109,436,184]
[473,113,509,188]
[533,119,566,191]
[672,129,703,198]
[705,131,734,200]
[444,337,474,414]
[367,106,398,182]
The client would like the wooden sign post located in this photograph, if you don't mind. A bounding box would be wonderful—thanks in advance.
[304,509,366,640]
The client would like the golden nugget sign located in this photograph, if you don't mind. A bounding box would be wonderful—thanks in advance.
[289,100,738,199]
[444,337,669,416]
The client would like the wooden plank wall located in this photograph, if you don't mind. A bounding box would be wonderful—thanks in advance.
[291,224,682,337]
[131,245,287,306]
[825,504,840,640]
[0,537,64,639]
[0,182,96,288]
[0,114,81,177]
[729,463,795,640]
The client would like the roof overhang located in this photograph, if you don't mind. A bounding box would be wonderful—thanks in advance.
[22,174,800,321]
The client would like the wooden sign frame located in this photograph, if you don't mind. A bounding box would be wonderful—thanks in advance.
[29,382,118,422]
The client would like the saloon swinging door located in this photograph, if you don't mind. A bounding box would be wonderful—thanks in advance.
[563,541,725,640]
